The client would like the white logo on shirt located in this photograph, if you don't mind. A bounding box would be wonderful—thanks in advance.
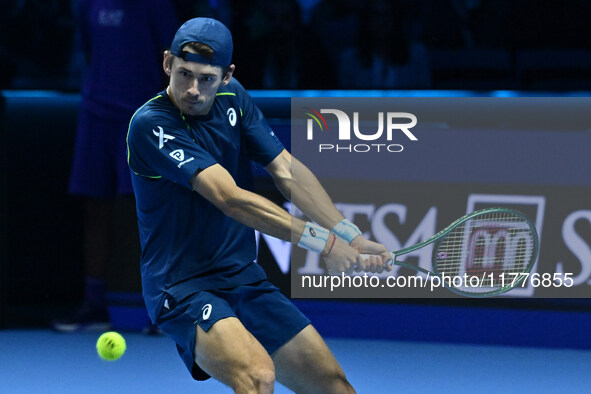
[169,149,185,161]
[177,157,194,168]
[227,108,237,126]
[202,304,212,320]
[170,149,194,168]
[153,126,176,149]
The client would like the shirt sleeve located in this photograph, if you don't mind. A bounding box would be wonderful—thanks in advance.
[128,112,217,189]
[234,80,285,167]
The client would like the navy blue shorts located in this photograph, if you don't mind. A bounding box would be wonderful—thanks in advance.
[155,280,310,381]
[69,108,133,198]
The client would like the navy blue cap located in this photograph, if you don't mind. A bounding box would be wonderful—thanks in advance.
[170,18,233,67]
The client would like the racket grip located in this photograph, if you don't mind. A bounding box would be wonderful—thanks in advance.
[359,253,396,266]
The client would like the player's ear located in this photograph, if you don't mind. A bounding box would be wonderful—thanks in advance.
[163,51,172,76]
[221,64,235,85]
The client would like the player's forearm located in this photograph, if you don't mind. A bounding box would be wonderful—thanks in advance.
[223,189,345,260]
[192,164,307,244]
[221,188,305,244]
[274,157,344,230]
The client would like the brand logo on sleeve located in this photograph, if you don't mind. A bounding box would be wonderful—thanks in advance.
[153,126,176,149]
[170,149,195,168]
[169,149,185,161]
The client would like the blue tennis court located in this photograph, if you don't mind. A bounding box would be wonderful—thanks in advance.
[1,329,590,393]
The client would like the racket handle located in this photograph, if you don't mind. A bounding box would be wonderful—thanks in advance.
[359,253,396,266]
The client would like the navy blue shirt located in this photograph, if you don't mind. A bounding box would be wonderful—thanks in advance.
[127,79,284,321]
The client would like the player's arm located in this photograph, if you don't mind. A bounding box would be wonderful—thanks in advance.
[266,149,391,272]
[266,150,344,228]
[191,163,365,273]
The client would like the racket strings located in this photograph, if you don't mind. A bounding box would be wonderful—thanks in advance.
[435,210,535,292]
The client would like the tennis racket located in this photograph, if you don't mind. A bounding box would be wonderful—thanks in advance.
[363,207,539,297]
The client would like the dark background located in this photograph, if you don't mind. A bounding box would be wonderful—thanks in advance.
[1,0,590,346]
[3,0,591,92]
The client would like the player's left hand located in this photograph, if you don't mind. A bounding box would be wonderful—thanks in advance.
[349,236,392,273]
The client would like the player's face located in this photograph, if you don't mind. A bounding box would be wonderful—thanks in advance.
[165,52,233,116]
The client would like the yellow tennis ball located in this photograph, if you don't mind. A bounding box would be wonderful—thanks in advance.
[96,331,126,361]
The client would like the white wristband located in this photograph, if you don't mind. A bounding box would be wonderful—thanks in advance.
[332,219,361,244]
[297,222,330,254]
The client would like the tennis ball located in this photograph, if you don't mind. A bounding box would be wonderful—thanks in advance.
[96,331,126,361]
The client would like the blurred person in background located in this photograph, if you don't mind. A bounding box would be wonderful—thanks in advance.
[307,0,358,67]
[418,0,477,49]
[231,0,336,89]
[52,0,178,332]
[338,0,431,89]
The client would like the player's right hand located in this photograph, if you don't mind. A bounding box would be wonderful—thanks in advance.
[322,237,366,274]
[349,236,392,274]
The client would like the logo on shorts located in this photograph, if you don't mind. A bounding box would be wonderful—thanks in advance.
[227,108,237,126]
[309,227,316,237]
[202,304,212,320]
[153,126,176,149]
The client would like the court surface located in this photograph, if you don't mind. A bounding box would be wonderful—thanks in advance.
[1,329,590,393]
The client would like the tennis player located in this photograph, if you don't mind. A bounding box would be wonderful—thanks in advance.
[127,17,390,393]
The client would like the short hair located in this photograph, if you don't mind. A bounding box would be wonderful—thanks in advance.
[166,42,232,78]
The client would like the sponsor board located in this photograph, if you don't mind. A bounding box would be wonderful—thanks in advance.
[281,98,591,298]
[283,183,590,298]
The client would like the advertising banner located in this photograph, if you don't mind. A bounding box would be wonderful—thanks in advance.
[287,98,591,298]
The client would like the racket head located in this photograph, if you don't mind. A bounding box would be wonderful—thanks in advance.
[432,208,539,297]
